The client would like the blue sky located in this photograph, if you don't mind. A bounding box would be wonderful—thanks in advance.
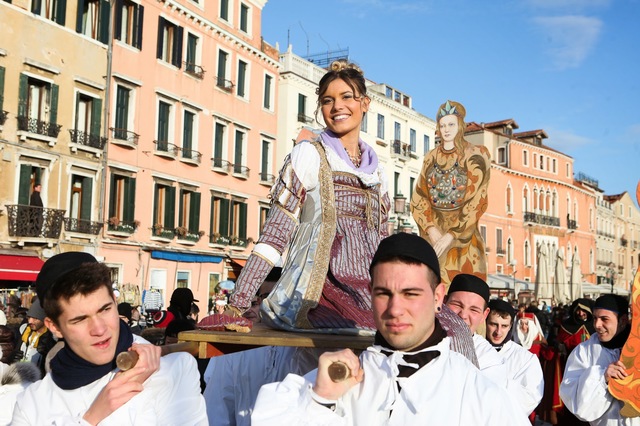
[261,0,639,200]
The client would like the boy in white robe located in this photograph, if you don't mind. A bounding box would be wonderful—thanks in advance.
[12,252,207,425]
[486,299,544,416]
[252,233,530,425]
[560,294,638,426]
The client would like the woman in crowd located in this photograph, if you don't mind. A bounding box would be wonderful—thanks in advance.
[411,100,491,286]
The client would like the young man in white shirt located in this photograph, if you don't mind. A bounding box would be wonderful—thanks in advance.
[486,299,544,416]
[252,233,529,425]
[13,252,207,425]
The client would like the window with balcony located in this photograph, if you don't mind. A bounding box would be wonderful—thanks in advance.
[377,114,385,139]
[18,165,45,206]
[32,0,66,25]
[157,17,183,68]
[153,183,176,234]
[115,0,143,49]
[263,74,273,110]
[67,174,98,234]
[156,100,173,153]
[17,74,61,138]
[213,121,227,169]
[233,129,247,176]
[178,188,201,236]
[394,122,401,144]
[182,109,199,162]
[260,139,273,183]
[112,84,137,144]
[108,173,136,232]
[239,3,250,33]
[216,50,232,91]
[77,0,109,44]
[297,93,312,123]
[211,196,230,243]
[185,33,204,78]
[71,93,104,149]
[230,200,248,241]
[237,60,248,98]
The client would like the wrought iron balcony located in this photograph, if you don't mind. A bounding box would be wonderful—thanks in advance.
[181,148,202,164]
[17,115,62,138]
[69,129,107,150]
[64,218,103,235]
[259,172,276,184]
[184,62,205,79]
[597,230,615,239]
[211,158,232,173]
[232,164,250,178]
[567,218,577,230]
[154,140,179,158]
[110,127,139,147]
[0,110,8,126]
[216,77,234,92]
[297,113,314,124]
[524,211,560,227]
[5,204,66,239]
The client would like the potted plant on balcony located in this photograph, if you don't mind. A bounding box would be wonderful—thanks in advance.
[108,216,120,228]
[152,223,164,236]
[175,226,189,238]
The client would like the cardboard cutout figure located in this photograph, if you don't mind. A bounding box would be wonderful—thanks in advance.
[411,100,490,286]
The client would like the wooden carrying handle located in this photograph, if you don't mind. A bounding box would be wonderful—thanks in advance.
[328,361,351,383]
[116,341,199,371]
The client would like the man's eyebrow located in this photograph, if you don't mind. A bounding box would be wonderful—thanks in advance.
[68,302,112,322]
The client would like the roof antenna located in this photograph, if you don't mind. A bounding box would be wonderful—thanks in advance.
[298,21,309,57]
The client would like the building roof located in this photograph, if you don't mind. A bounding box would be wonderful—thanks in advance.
[604,192,626,203]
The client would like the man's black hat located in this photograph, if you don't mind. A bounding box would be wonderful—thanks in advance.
[36,252,98,302]
[370,233,440,278]
[448,273,490,304]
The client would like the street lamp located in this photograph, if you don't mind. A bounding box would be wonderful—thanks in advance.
[606,262,616,294]
[393,194,412,233]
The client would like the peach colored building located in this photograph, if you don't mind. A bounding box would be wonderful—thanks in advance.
[98,0,279,315]
[467,120,598,304]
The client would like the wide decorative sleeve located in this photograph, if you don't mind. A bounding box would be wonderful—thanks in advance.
[230,143,321,311]
[410,150,437,236]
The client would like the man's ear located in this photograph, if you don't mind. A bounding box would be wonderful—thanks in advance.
[482,307,491,321]
[434,283,446,309]
[45,317,63,339]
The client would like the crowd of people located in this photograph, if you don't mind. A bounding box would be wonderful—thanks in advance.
[0,59,636,425]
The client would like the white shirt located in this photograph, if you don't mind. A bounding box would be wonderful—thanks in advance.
[13,345,207,425]
[498,340,544,415]
[473,333,508,387]
[252,337,530,426]
[560,333,640,426]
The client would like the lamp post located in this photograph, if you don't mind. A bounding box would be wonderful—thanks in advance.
[510,259,518,302]
[606,262,616,294]
[393,194,409,234]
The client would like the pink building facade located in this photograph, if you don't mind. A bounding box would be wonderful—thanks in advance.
[98,0,279,315]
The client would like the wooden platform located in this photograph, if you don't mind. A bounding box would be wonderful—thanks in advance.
[178,322,374,358]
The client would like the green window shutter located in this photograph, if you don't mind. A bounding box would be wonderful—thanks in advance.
[74,92,81,130]
[178,189,185,225]
[186,34,196,65]
[153,184,160,224]
[234,131,243,164]
[217,51,226,81]
[156,17,165,59]
[124,177,136,222]
[50,84,59,125]
[114,0,123,41]
[214,123,223,158]
[239,202,247,239]
[173,26,184,68]
[263,75,271,109]
[218,198,229,236]
[261,140,269,175]
[18,165,32,205]
[99,0,110,44]
[18,74,28,118]
[115,86,129,131]
[80,177,93,220]
[31,0,42,15]
[55,0,67,25]
[91,98,102,137]
[158,102,169,142]
[0,67,5,112]
[76,0,86,34]
[108,174,117,217]
[189,192,201,233]
[134,5,144,50]
[165,186,176,228]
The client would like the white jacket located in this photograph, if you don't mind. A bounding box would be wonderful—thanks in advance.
[474,333,508,387]
[560,334,640,426]
[499,340,544,415]
[13,351,207,425]
[252,337,530,425]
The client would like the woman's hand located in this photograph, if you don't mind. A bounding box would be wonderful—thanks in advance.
[433,233,454,257]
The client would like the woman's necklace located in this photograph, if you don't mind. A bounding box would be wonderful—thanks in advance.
[345,145,362,167]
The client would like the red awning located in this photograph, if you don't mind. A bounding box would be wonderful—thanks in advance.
[0,255,44,281]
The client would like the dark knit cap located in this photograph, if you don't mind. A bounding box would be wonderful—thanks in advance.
[36,252,98,303]
[118,302,133,321]
[448,274,490,303]
[488,299,516,319]
[370,233,440,278]
[26,298,46,321]
[594,294,629,317]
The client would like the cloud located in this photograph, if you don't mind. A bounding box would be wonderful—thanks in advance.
[532,15,602,70]
[544,128,593,151]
